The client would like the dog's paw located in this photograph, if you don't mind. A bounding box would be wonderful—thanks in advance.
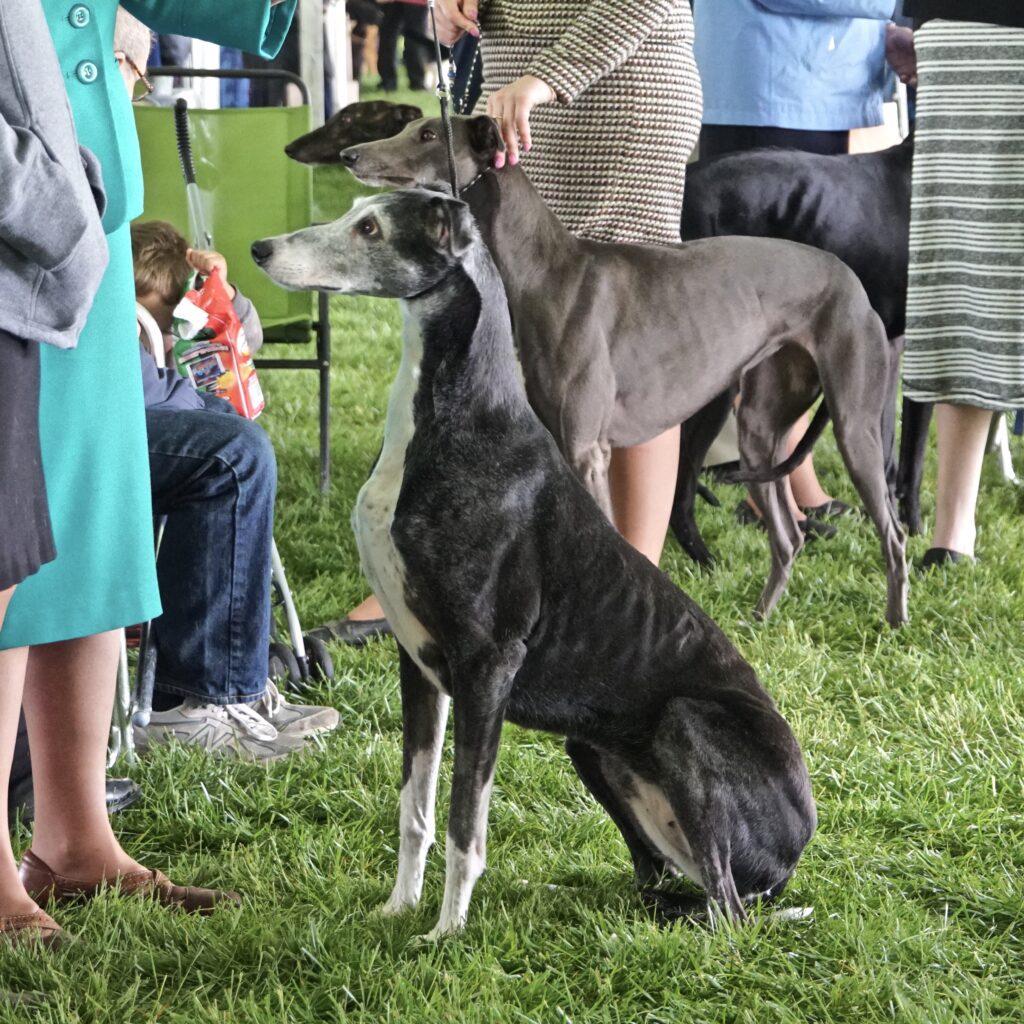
[377,892,417,917]
[420,916,466,943]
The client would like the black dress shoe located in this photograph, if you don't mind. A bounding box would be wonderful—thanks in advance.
[919,547,974,570]
[8,778,141,830]
[735,500,836,540]
[307,617,393,648]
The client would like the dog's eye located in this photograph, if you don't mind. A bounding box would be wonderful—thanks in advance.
[357,218,379,238]
[420,128,437,142]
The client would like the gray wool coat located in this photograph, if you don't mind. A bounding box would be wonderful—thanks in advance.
[0,0,108,349]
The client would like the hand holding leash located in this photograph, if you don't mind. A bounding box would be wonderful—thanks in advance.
[433,0,479,44]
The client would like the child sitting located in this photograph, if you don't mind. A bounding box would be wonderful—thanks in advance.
[130,220,339,761]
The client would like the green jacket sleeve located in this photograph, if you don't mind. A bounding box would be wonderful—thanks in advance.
[120,0,297,58]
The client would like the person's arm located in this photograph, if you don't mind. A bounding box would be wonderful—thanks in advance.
[524,0,686,106]
[120,0,296,58]
[753,0,896,18]
[0,119,97,272]
[138,345,205,412]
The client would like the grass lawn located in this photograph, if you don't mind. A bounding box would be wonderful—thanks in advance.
[3,82,1022,1023]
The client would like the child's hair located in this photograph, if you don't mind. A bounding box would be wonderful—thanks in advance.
[131,220,189,307]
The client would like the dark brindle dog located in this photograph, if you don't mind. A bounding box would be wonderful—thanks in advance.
[252,190,816,937]
[285,100,423,165]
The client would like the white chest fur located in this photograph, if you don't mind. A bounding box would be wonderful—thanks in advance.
[352,316,446,692]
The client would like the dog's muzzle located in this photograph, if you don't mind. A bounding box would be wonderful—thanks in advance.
[340,149,359,167]
[251,239,274,266]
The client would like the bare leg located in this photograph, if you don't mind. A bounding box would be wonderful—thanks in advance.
[22,632,143,880]
[931,403,992,557]
[0,585,38,918]
[610,425,680,566]
[347,594,385,621]
[786,412,834,508]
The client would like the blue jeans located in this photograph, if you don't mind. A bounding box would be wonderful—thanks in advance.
[146,399,276,705]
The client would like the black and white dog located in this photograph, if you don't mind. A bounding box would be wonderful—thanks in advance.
[252,190,816,938]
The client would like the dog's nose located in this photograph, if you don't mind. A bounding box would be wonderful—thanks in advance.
[340,148,359,167]
[251,240,273,265]
[284,142,296,157]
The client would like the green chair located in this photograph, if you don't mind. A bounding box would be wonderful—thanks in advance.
[134,69,332,491]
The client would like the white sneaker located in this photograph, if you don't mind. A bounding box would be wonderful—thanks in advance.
[252,680,340,739]
[134,699,308,762]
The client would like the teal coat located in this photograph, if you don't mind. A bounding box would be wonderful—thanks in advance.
[0,0,296,650]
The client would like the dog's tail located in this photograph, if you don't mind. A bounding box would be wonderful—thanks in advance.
[721,402,831,485]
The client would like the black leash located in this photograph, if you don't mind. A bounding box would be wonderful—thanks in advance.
[426,0,460,197]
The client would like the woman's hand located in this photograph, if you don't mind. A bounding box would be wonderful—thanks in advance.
[885,23,917,87]
[433,0,479,47]
[486,75,556,167]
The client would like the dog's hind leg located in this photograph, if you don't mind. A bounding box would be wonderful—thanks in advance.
[427,641,527,940]
[832,412,908,627]
[380,647,450,917]
[737,358,812,619]
[565,739,674,886]
[897,397,933,536]
[671,388,737,567]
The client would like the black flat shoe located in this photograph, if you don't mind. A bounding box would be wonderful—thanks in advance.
[799,517,837,541]
[919,547,974,570]
[735,500,835,540]
[307,617,393,647]
[799,499,856,520]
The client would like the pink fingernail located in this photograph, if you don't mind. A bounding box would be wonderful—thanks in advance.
[494,152,505,169]
[509,153,518,166]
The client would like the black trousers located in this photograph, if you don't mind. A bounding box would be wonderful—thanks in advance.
[698,124,850,161]
[377,2,429,91]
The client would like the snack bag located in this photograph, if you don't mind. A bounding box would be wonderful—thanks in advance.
[170,267,265,419]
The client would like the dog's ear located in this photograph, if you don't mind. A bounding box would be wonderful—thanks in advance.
[466,115,505,162]
[428,196,476,258]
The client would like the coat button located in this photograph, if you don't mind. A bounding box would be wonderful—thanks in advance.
[76,60,99,84]
[68,4,91,27]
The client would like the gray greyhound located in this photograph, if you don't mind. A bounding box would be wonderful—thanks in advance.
[251,190,816,937]
[339,115,908,628]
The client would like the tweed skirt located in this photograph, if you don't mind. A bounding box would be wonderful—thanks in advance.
[903,20,1024,409]
[474,0,702,246]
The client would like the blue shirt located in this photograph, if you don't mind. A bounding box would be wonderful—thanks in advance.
[694,0,895,131]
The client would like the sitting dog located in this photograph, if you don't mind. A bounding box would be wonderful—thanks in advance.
[284,100,423,165]
[338,115,908,627]
[251,189,817,937]
[673,135,928,561]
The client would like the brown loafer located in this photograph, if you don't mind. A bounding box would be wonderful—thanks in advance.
[19,849,241,915]
[0,908,65,950]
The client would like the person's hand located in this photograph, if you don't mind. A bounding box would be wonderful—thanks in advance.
[186,248,236,298]
[885,23,917,87]
[433,0,479,46]
[486,75,556,167]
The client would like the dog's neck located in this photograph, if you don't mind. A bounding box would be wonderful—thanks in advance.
[461,166,580,305]
[401,242,529,425]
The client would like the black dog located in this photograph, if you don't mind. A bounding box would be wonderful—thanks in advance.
[671,135,927,563]
[253,190,816,937]
[285,101,423,165]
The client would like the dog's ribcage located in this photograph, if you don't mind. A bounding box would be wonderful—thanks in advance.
[352,316,444,692]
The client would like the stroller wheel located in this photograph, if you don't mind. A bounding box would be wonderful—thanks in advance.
[302,634,335,683]
[268,642,301,686]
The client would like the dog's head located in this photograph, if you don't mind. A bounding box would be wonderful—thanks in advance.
[339,115,506,194]
[251,189,478,298]
[284,101,424,165]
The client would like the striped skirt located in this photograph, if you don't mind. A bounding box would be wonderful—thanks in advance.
[903,20,1024,410]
